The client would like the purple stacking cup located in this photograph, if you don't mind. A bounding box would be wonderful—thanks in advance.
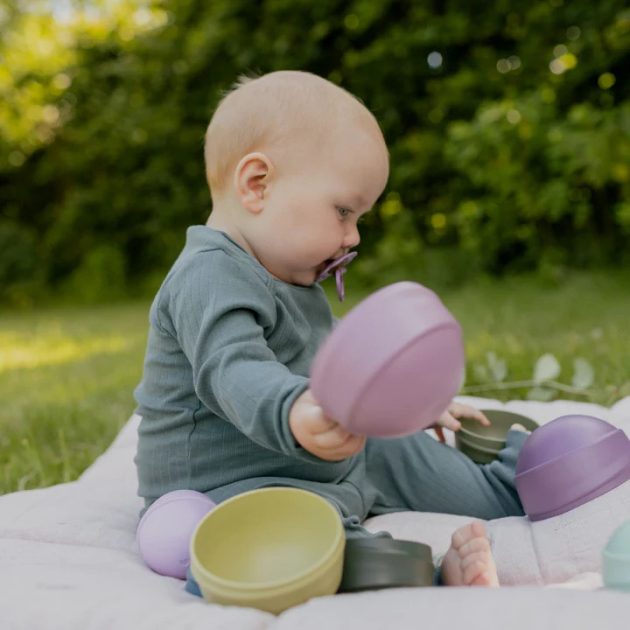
[515,415,630,521]
[136,490,216,579]
[310,281,465,437]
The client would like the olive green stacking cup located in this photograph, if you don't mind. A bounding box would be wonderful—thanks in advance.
[455,409,538,464]
[339,538,434,592]
[190,488,345,614]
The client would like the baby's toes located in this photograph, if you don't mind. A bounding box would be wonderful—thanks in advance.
[450,521,482,551]
[458,535,491,561]
[469,570,496,587]
[461,551,494,585]
[469,520,488,539]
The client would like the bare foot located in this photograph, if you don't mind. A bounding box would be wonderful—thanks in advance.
[441,521,499,587]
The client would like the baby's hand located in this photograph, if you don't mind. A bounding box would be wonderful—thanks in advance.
[289,389,367,461]
[434,401,490,443]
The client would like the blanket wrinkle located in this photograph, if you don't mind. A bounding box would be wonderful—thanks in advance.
[2,397,630,629]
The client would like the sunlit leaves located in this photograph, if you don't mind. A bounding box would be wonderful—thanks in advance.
[0,1,169,168]
[533,353,561,383]
[466,350,597,402]
[572,358,595,389]
[0,0,628,302]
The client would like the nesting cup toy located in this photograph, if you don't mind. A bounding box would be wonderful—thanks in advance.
[189,488,345,614]
[339,538,434,592]
[455,409,539,464]
[310,281,465,437]
[603,520,630,591]
[136,489,216,579]
[515,415,630,521]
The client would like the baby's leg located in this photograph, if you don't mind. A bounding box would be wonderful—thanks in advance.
[487,479,630,585]
[365,428,528,520]
[441,521,499,587]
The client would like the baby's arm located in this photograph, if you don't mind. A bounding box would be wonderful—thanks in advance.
[289,389,366,461]
[167,251,322,460]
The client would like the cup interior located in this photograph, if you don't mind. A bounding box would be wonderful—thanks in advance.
[459,409,538,445]
[192,488,343,587]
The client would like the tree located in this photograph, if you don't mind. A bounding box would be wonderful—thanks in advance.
[0,0,628,304]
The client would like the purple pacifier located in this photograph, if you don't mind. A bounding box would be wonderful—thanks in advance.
[316,251,357,301]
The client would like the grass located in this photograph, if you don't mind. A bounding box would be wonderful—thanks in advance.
[0,301,149,494]
[2,270,630,495]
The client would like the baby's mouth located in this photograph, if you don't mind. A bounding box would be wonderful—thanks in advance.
[317,258,335,275]
[316,251,358,301]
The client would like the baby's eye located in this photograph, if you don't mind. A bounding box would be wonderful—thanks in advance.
[336,206,351,219]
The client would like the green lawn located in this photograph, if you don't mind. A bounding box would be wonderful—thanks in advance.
[0,301,149,494]
[2,270,630,495]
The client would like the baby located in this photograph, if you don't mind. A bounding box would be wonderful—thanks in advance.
[133,70,528,588]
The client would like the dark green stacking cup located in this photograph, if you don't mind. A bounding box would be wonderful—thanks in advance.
[339,538,434,592]
[455,409,539,464]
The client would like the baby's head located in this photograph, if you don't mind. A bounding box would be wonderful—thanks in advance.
[204,70,389,286]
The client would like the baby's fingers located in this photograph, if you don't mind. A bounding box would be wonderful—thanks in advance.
[320,438,365,461]
[314,425,366,458]
[439,412,462,432]
[467,409,491,426]
[332,433,367,458]
[301,405,337,434]
[449,403,490,426]
[313,423,354,449]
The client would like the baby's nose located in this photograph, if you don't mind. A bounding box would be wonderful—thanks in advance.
[343,223,360,248]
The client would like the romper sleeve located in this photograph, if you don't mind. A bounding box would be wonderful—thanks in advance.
[163,250,320,461]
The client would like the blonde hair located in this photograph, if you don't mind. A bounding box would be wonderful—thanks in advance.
[204,70,382,199]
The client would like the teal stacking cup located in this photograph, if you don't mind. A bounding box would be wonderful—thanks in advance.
[603,520,630,591]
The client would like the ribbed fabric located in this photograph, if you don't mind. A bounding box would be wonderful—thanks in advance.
[134,225,525,536]
[134,226,352,508]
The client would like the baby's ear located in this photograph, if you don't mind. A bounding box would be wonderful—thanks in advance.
[234,152,273,213]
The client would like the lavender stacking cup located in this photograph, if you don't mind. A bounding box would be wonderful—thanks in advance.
[137,490,216,578]
[310,281,465,437]
[515,415,630,521]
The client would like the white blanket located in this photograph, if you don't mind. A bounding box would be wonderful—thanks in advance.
[2,396,630,629]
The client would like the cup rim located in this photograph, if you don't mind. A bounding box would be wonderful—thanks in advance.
[190,488,345,592]
[516,432,630,521]
[456,440,502,456]
[459,410,538,445]
[136,490,214,540]
[344,537,432,559]
[515,428,621,477]
[603,548,630,562]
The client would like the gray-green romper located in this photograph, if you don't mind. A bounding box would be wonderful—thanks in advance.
[134,226,525,540]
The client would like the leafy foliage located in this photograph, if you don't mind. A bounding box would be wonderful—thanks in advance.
[466,350,597,402]
[0,0,628,303]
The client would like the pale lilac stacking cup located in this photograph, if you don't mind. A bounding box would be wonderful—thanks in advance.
[310,281,465,437]
[137,490,216,578]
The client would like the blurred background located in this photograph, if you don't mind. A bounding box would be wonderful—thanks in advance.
[1,0,629,493]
